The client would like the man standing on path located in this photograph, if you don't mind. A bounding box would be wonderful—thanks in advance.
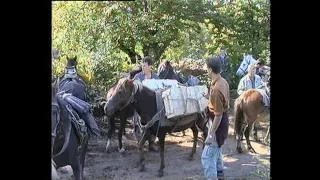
[202,57,230,180]
[218,48,231,84]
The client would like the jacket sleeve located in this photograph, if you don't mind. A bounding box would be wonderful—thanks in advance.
[256,76,262,88]
[134,73,141,81]
[237,78,246,95]
[152,73,160,79]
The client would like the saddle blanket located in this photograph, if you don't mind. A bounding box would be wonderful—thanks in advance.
[155,90,197,127]
[256,89,270,107]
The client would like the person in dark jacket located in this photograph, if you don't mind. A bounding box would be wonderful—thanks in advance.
[218,48,231,84]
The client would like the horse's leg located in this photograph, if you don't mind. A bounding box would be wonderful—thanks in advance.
[118,114,126,153]
[253,121,260,142]
[236,124,245,153]
[80,139,89,180]
[148,134,158,152]
[138,130,149,172]
[157,130,166,177]
[244,123,257,153]
[106,116,115,152]
[264,125,270,144]
[71,156,82,180]
[188,123,198,161]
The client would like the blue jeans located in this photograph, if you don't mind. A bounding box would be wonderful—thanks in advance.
[201,145,224,179]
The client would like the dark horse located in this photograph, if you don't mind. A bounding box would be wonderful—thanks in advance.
[104,65,143,152]
[157,60,186,84]
[52,78,90,180]
[105,78,208,177]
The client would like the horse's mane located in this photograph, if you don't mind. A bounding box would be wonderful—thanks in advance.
[132,79,155,96]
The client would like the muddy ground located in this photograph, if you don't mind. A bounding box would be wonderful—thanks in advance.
[56,114,270,180]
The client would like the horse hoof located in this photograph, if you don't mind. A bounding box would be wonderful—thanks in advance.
[149,145,159,152]
[118,147,126,153]
[249,148,257,154]
[187,156,193,161]
[106,139,111,152]
[139,164,145,172]
[237,147,243,153]
[157,171,164,177]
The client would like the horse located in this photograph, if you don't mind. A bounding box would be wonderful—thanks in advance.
[52,78,90,180]
[234,88,270,154]
[236,54,257,77]
[58,56,100,137]
[104,65,143,153]
[157,60,186,83]
[104,78,208,177]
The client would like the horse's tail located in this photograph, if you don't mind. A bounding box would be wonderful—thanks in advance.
[234,96,244,137]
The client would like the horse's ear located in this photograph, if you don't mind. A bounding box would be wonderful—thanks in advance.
[66,56,69,60]
[74,55,77,61]
[125,78,134,88]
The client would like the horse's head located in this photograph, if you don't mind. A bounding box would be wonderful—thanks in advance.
[158,61,173,79]
[104,78,141,116]
[236,55,257,77]
[158,61,183,82]
[66,56,78,68]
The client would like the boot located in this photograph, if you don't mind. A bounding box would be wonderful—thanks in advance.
[217,170,224,180]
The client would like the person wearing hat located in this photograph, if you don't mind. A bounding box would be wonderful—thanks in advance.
[255,59,270,81]
[202,56,230,180]
[217,48,231,84]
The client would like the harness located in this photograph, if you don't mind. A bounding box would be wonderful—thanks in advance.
[51,102,60,138]
[65,104,88,149]
[52,92,89,157]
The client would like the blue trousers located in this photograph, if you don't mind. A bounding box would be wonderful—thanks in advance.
[201,145,224,179]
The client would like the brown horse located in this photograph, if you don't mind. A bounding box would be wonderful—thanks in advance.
[104,66,142,153]
[104,78,208,177]
[234,89,270,153]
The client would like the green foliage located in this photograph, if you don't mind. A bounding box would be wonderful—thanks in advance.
[52,0,270,96]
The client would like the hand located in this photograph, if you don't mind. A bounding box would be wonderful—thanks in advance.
[202,92,209,99]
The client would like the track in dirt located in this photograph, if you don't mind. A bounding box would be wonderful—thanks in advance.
[56,116,270,180]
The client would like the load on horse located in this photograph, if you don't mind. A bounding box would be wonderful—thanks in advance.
[104,77,209,177]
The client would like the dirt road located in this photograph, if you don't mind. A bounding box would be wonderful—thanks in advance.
[56,116,270,180]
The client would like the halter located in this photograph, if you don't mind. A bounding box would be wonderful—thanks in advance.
[123,80,140,108]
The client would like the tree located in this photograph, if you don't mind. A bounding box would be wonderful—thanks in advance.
[105,0,227,63]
